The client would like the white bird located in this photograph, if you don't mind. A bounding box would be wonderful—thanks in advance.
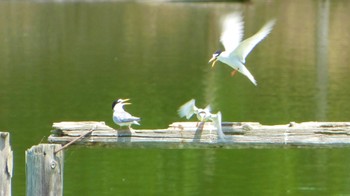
[178,99,225,139]
[209,12,276,86]
[112,98,140,129]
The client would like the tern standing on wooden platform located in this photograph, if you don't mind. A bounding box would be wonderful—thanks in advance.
[112,98,141,129]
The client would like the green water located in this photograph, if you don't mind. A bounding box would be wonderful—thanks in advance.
[1,0,350,195]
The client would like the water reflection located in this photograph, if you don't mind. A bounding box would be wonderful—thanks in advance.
[315,0,329,120]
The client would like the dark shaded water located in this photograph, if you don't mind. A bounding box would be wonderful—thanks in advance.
[1,0,350,195]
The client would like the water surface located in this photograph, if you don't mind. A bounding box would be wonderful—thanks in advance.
[1,0,350,195]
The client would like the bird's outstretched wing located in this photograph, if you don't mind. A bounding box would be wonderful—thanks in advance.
[232,19,276,63]
[220,12,244,53]
[178,99,197,119]
[211,111,225,140]
[204,105,211,113]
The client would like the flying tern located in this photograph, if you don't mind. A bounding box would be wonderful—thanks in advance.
[112,98,141,129]
[178,99,225,139]
[209,12,276,86]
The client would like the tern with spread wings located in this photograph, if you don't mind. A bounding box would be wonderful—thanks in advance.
[209,12,276,86]
[178,99,225,140]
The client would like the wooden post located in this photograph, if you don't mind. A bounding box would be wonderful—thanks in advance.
[0,132,13,196]
[26,144,64,196]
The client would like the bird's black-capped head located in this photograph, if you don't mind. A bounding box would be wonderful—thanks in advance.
[112,98,130,109]
[209,50,222,67]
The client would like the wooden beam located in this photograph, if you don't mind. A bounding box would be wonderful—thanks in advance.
[0,132,13,196]
[26,144,64,196]
[48,121,350,147]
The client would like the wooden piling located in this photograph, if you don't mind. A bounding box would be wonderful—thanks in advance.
[0,132,13,196]
[26,144,64,196]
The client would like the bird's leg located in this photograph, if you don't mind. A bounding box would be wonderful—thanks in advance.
[196,121,205,130]
[230,69,238,77]
[196,121,205,127]
[201,122,205,132]
[127,125,135,134]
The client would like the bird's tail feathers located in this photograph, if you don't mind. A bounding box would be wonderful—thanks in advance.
[238,66,257,86]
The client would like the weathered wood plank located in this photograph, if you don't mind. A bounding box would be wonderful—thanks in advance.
[0,132,13,196]
[26,144,64,196]
[48,121,350,147]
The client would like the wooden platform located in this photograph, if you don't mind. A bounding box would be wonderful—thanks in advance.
[48,121,350,148]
